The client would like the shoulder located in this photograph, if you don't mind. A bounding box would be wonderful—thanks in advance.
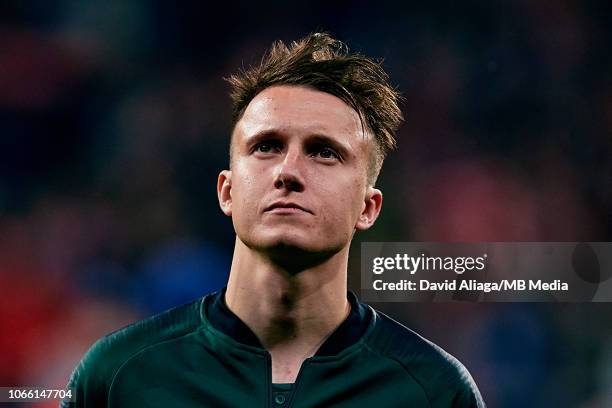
[62,298,204,408]
[363,306,485,408]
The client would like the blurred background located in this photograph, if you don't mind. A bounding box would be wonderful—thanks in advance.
[0,1,610,407]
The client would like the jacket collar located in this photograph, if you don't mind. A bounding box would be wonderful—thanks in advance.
[205,287,371,356]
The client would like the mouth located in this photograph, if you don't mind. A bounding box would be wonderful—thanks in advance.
[264,202,313,214]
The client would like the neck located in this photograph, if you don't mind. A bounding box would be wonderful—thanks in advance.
[225,238,350,381]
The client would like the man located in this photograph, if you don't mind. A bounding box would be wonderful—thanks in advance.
[63,33,485,407]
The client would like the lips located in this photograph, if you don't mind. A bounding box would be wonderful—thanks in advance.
[264,201,313,214]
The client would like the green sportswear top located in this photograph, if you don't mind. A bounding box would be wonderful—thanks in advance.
[62,290,485,407]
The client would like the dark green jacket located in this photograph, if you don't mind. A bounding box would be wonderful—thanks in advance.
[62,292,484,407]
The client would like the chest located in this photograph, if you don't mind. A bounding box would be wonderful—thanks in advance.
[106,345,433,408]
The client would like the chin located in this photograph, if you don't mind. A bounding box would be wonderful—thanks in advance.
[248,232,345,271]
[261,234,319,253]
[265,243,339,273]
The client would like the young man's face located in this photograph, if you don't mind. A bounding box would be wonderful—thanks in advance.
[218,85,382,261]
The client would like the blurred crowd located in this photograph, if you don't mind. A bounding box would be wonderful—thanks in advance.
[0,1,610,407]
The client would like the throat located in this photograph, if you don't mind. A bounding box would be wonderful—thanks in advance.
[265,322,333,383]
[269,349,311,384]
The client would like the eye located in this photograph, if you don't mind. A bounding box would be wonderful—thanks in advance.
[253,141,281,154]
[314,147,340,160]
[256,143,272,153]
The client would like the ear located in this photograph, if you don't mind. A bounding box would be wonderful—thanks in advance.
[355,187,383,231]
[217,170,233,217]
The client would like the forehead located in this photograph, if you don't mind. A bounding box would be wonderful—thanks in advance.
[233,85,368,147]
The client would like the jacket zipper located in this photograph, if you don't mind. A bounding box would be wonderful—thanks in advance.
[283,357,311,408]
[265,352,272,408]
[265,353,311,408]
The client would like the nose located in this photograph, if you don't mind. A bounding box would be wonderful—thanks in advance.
[273,147,305,192]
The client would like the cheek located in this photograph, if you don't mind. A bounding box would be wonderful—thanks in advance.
[232,162,266,202]
[319,177,365,231]
[230,167,263,225]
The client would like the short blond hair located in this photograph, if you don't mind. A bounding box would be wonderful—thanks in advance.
[226,32,403,184]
